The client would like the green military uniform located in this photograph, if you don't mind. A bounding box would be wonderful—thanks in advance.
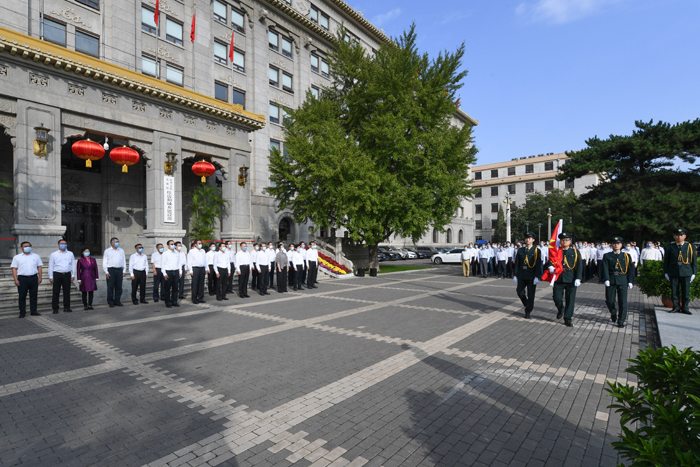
[663,228,697,315]
[601,236,635,327]
[514,232,543,318]
[546,232,583,327]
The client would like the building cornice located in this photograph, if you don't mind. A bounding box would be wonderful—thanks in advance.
[0,27,266,131]
[456,108,479,126]
[472,153,567,171]
[472,171,562,187]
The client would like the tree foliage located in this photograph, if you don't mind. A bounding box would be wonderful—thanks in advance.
[510,189,587,242]
[492,205,507,243]
[267,25,478,265]
[186,185,229,241]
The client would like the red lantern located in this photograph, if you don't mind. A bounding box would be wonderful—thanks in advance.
[71,138,105,168]
[192,159,216,183]
[109,146,140,173]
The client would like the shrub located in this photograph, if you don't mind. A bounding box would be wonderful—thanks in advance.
[636,260,700,300]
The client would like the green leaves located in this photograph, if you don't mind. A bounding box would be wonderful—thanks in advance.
[186,185,230,241]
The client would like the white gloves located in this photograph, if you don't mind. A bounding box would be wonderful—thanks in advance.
[513,277,518,284]
[604,280,610,287]
[574,279,581,287]
[692,275,696,283]
[549,281,555,288]
[628,283,633,289]
[533,278,539,285]
[665,273,670,281]
[548,266,555,274]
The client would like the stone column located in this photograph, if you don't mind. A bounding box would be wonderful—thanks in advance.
[143,131,186,251]
[221,147,255,242]
[11,100,65,257]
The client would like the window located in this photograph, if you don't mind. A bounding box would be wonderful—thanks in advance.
[491,203,498,213]
[141,7,157,34]
[432,230,439,243]
[141,55,158,77]
[474,171,482,180]
[213,1,227,23]
[460,207,464,218]
[283,145,290,161]
[76,30,99,57]
[544,161,554,171]
[232,51,245,72]
[320,13,329,29]
[310,86,320,99]
[269,66,279,87]
[458,230,464,244]
[215,82,228,102]
[166,19,183,45]
[565,179,574,189]
[491,186,498,197]
[231,8,245,32]
[475,220,482,230]
[475,204,482,214]
[214,41,227,64]
[282,72,293,93]
[525,164,534,174]
[446,229,452,244]
[232,89,245,108]
[75,0,99,9]
[270,140,280,153]
[525,182,534,193]
[310,6,319,23]
[491,169,498,178]
[166,64,183,86]
[475,188,482,198]
[508,167,515,176]
[269,102,280,124]
[321,59,329,78]
[545,180,554,191]
[43,18,66,46]
[310,54,319,72]
[491,219,498,229]
[508,184,515,195]
[269,31,278,51]
[281,37,292,58]
[476,236,482,241]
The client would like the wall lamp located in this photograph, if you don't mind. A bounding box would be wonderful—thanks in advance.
[33,123,50,157]
[238,166,249,186]
[164,150,177,176]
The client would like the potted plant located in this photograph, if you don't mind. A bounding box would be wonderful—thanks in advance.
[636,260,700,308]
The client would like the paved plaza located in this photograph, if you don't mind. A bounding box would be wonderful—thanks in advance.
[0,266,657,467]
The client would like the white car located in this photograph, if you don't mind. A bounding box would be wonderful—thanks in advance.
[402,250,417,259]
[431,248,465,265]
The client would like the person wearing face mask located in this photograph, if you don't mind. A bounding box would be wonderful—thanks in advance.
[478,245,490,278]
[226,242,237,294]
[161,240,182,308]
[235,242,252,298]
[215,243,231,301]
[175,241,188,300]
[496,246,508,279]
[49,239,76,314]
[639,240,662,266]
[276,243,289,293]
[306,241,319,288]
[663,228,697,315]
[206,243,217,296]
[256,244,271,296]
[291,243,305,290]
[129,244,149,305]
[577,242,589,283]
[505,243,514,279]
[11,241,44,317]
[267,242,277,289]
[602,237,635,327]
[460,245,470,278]
[596,242,608,284]
[77,247,98,310]
[538,241,549,265]
[514,232,543,319]
[152,243,165,303]
[251,243,260,291]
[103,237,126,308]
[299,242,308,285]
[188,240,208,304]
[288,243,296,287]
[545,232,583,327]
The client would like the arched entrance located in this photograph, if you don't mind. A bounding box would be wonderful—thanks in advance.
[0,127,14,257]
[279,218,291,242]
[446,228,452,244]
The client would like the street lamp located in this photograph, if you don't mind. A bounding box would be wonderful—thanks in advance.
[547,208,552,239]
[526,220,530,233]
[537,223,542,243]
[503,193,515,242]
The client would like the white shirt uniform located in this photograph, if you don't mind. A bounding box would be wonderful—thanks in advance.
[256,249,271,271]
[588,246,597,264]
[161,249,180,272]
[11,253,43,276]
[300,248,308,266]
[640,247,662,264]
[478,249,490,260]
[227,247,237,268]
[129,253,149,277]
[48,250,76,279]
[235,250,251,273]
[178,249,188,273]
[306,248,319,262]
[579,247,589,262]
[214,251,231,272]
[250,249,259,266]
[206,250,216,266]
[595,247,607,261]
[188,247,207,269]
[291,250,304,267]
[625,248,638,266]
[152,251,164,269]
[658,246,664,257]
[103,247,126,274]
[267,248,277,265]
[496,250,508,261]
[460,250,470,261]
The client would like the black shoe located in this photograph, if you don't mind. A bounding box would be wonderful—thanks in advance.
[525,313,531,319]
[192,300,199,304]
[30,312,41,316]
[564,320,573,327]
[556,310,563,320]
[165,304,172,308]
[153,299,159,303]
[88,306,94,310]
[209,293,215,296]
[293,287,298,291]
[223,297,229,300]
[109,304,115,308]
[53,310,59,314]
[64,309,72,313]
[669,308,680,313]
[217,298,223,301]
[179,296,185,300]
[140,301,149,304]
[115,303,123,307]
[172,303,180,307]
[84,306,89,311]
[611,315,617,323]
[245,295,251,298]
[617,322,626,328]
[199,300,206,304]
[680,310,692,315]
[133,301,139,305]
[18,314,25,318]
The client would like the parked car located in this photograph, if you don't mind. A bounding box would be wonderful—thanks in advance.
[378,248,401,261]
[400,249,417,259]
[431,248,465,265]
[414,246,439,257]
[382,246,408,259]
[377,252,387,262]
[436,247,452,254]
[405,248,429,259]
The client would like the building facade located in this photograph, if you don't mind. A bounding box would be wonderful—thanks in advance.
[471,153,601,242]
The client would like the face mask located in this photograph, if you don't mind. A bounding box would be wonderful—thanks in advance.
[177,246,182,251]
[291,247,296,251]
[23,247,31,253]
[221,247,227,252]
[138,248,143,253]
[647,244,652,248]
[159,248,164,253]
[228,245,233,250]
[169,244,175,250]
[242,246,247,251]
[197,244,202,249]
[255,246,259,251]
[83,252,90,257]
[59,244,67,250]
[263,246,267,251]
[281,248,286,252]
[114,242,120,248]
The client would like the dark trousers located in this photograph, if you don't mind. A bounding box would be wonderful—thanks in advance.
[293,266,303,289]
[277,268,288,292]
[307,261,318,287]
[131,270,147,303]
[497,260,506,278]
[553,282,577,321]
[217,268,229,299]
[605,283,628,324]
[471,259,479,276]
[191,267,206,302]
[179,266,186,298]
[106,267,123,306]
[597,262,604,283]
[208,265,216,295]
[251,266,258,290]
[288,265,294,286]
[269,262,275,287]
[227,263,235,292]
[162,270,179,305]
[300,264,307,284]
[506,261,513,278]
[81,291,94,307]
[153,268,164,301]
[516,278,537,314]
[17,275,38,316]
[258,265,269,294]
[51,271,72,311]
[238,265,250,297]
[670,276,691,312]
[479,259,489,277]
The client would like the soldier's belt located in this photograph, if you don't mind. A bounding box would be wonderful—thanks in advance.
[613,272,624,275]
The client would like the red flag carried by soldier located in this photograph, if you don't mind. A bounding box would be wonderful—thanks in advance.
[541,219,563,284]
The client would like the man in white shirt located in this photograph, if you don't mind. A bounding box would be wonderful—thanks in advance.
[460,245,470,278]
[161,240,182,308]
[496,247,508,279]
[291,244,306,290]
[640,241,663,266]
[11,241,43,317]
[129,244,149,305]
[206,243,217,296]
[176,241,188,300]
[306,241,319,288]
[250,243,260,291]
[596,243,608,283]
[478,246,490,278]
[188,240,208,304]
[235,242,252,298]
[625,242,639,277]
[103,237,126,308]
[215,243,231,301]
[151,243,165,302]
[49,239,76,313]
[267,242,277,289]
[226,241,237,294]
[257,244,271,296]
[299,242,309,285]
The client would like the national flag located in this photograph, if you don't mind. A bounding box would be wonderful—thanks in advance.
[540,219,563,285]
[154,0,160,26]
[229,30,234,62]
[190,11,196,43]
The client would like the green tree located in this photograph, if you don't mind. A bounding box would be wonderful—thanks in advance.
[511,189,587,242]
[267,25,478,267]
[492,205,507,243]
[186,185,230,241]
[559,119,700,244]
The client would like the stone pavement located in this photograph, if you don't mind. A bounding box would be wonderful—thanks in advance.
[0,267,657,466]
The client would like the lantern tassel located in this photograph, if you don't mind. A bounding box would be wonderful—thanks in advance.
[86,159,92,168]
[201,176,206,183]
[122,165,128,173]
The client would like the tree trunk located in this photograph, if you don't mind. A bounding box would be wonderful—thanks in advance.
[368,244,379,271]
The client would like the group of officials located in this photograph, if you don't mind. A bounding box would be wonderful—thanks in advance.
[11,238,321,317]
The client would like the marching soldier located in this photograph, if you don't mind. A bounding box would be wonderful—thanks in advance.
[601,236,635,327]
[546,232,583,327]
[663,228,697,315]
[513,232,543,319]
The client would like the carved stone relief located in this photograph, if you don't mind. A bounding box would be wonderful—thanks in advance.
[273,94,290,106]
[102,93,118,106]
[68,84,85,97]
[221,74,242,88]
[0,65,7,77]
[219,32,244,49]
[295,0,311,15]
[62,173,86,198]
[132,101,146,113]
[0,96,15,114]
[29,73,49,87]
[159,108,173,120]
[147,0,176,16]
[206,121,217,131]
[50,8,90,28]
[148,45,179,63]
[184,114,196,126]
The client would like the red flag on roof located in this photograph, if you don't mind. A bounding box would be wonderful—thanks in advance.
[154,0,160,26]
[229,30,234,62]
[190,11,196,43]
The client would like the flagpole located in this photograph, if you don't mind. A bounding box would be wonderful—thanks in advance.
[191,0,196,88]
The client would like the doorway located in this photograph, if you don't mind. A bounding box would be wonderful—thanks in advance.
[279,218,291,242]
[61,201,101,253]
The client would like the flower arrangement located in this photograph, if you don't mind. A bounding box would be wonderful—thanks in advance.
[318,252,351,275]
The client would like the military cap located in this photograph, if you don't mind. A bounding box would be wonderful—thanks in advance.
[611,236,623,244]
[673,228,687,235]
[524,231,536,239]
[558,232,572,240]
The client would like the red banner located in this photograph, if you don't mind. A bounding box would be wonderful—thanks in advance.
[541,219,563,284]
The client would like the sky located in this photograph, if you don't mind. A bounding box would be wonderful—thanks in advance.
[350,0,700,166]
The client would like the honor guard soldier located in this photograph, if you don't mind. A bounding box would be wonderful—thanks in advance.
[514,232,543,319]
[602,237,635,327]
[546,232,583,327]
[663,228,697,314]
